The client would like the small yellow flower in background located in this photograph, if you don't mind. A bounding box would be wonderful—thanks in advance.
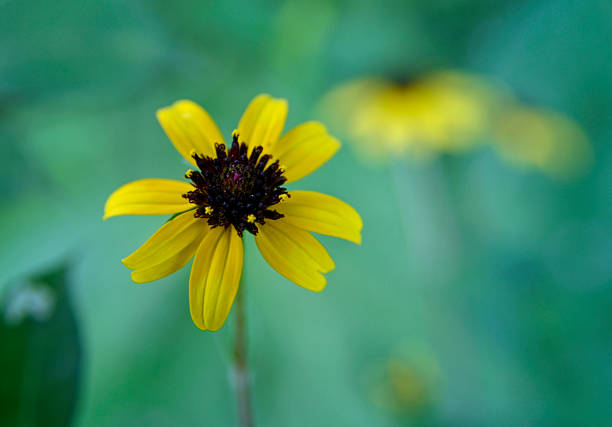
[104,94,362,331]
[319,70,509,162]
[492,105,593,178]
[364,343,441,415]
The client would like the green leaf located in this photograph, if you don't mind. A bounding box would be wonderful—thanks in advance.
[0,264,82,427]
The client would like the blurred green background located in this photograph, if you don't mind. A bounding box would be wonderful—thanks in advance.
[1,0,611,426]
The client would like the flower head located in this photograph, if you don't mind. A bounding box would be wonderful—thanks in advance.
[184,136,288,236]
[319,71,509,162]
[104,95,362,331]
[320,70,592,179]
[364,343,440,415]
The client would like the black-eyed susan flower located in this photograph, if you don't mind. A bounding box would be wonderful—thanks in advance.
[319,70,592,179]
[319,71,509,163]
[104,95,362,331]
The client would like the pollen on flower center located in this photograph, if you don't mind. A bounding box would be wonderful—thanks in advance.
[183,134,289,237]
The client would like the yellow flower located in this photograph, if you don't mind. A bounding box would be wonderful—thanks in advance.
[492,105,593,178]
[104,94,362,331]
[319,71,510,162]
[364,343,440,414]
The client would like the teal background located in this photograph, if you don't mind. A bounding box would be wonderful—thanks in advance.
[1,0,611,426]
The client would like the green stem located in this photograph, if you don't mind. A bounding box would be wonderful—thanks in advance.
[391,159,460,284]
[233,284,253,427]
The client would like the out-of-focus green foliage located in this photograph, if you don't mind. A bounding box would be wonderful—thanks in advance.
[1,0,610,426]
[0,265,82,427]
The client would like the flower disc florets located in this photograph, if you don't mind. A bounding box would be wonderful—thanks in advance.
[183,134,289,236]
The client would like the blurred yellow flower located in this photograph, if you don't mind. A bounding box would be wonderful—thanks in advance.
[492,105,593,178]
[365,343,441,415]
[319,71,509,162]
[320,70,592,178]
[104,94,362,331]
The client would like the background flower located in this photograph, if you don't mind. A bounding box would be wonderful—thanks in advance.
[319,70,593,178]
[492,105,593,178]
[319,71,511,161]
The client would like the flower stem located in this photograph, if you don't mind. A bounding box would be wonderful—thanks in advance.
[233,283,253,427]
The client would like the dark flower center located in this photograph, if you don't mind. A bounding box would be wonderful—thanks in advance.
[183,134,289,237]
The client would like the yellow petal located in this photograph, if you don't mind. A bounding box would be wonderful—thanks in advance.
[104,179,195,219]
[255,220,334,292]
[276,191,362,244]
[122,210,208,273]
[130,236,202,283]
[271,122,340,184]
[189,227,244,331]
[237,94,288,152]
[156,100,225,165]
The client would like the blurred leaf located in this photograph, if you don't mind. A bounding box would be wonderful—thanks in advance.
[0,265,82,427]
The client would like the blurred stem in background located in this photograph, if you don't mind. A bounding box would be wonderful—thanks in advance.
[391,159,461,285]
[233,281,253,427]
